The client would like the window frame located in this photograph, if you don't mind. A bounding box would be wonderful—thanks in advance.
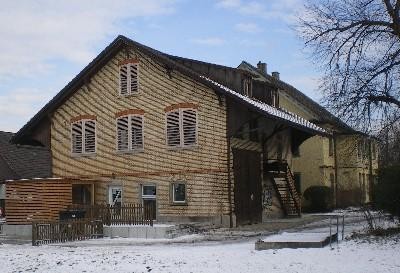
[171,182,187,205]
[70,118,97,156]
[165,107,198,149]
[115,114,145,153]
[119,61,139,96]
[141,184,156,199]
[328,137,334,157]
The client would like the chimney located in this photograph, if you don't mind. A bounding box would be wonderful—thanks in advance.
[257,61,267,75]
[272,71,280,80]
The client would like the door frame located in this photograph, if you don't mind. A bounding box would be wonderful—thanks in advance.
[140,183,157,220]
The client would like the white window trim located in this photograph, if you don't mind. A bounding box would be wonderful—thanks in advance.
[119,62,139,96]
[108,185,123,206]
[141,184,156,200]
[171,182,187,204]
[165,108,198,149]
[71,119,97,156]
[115,114,145,153]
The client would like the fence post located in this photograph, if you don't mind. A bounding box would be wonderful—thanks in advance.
[31,221,36,246]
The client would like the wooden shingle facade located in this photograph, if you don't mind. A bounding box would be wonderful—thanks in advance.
[10,36,327,226]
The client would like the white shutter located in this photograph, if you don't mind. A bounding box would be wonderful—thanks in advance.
[84,120,96,153]
[72,121,83,154]
[129,63,139,94]
[182,109,197,146]
[120,65,128,95]
[117,116,129,151]
[131,115,143,150]
[166,111,181,147]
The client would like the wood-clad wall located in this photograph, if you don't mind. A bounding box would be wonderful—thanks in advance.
[5,179,72,224]
[50,47,230,218]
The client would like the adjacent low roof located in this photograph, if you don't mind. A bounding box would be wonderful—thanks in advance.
[200,77,327,135]
[12,35,328,144]
[0,131,51,181]
[239,61,355,133]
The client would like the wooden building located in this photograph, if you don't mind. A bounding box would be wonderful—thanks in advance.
[0,131,52,217]
[9,35,327,226]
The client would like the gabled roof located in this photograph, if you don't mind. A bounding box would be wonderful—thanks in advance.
[238,61,355,133]
[12,35,327,144]
[0,131,51,181]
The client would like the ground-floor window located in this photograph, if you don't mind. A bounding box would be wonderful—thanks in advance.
[171,182,186,203]
[108,186,122,206]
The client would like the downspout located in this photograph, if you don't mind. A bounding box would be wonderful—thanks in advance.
[333,132,339,208]
[225,98,233,228]
[227,136,233,228]
[368,139,373,202]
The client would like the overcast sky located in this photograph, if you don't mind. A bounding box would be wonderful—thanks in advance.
[0,0,321,133]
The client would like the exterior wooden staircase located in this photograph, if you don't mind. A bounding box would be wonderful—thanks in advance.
[265,161,301,217]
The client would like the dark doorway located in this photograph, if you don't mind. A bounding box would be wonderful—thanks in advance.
[233,148,262,225]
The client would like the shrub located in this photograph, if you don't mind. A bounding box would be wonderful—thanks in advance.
[374,165,400,217]
[303,186,332,212]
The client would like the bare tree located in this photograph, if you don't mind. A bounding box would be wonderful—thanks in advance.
[298,0,400,132]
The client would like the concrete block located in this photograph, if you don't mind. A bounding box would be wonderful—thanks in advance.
[3,224,32,239]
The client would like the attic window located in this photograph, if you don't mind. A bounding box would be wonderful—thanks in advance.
[116,114,144,152]
[119,61,139,96]
[71,119,96,155]
[242,77,252,97]
[165,106,197,148]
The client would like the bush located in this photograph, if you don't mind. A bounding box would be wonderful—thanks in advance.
[303,186,332,212]
[374,165,400,217]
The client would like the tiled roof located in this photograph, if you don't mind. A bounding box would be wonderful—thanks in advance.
[200,76,327,135]
[0,131,51,181]
[12,35,328,144]
[238,61,355,133]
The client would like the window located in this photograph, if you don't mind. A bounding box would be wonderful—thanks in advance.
[71,119,96,154]
[116,114,144,152]
[328,137,334,156]
[119,62,139,95]
[242,77,252,97]
[108,186,122,206]
[166,108,197,148]
[142,185,156,199]
[372,142,377,160]
[171,182,186,203]
[357,140,363,159]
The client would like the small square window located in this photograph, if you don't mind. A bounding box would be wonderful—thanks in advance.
[142,185,156,198]
[171,183,186,203]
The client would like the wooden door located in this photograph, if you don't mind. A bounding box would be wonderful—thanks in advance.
[233,149,262,225]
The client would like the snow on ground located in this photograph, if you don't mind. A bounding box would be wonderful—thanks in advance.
[0,214,399,273]
[1,236,400,273]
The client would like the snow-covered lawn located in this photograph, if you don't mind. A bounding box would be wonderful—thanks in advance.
[1,213,399,273]
[0,235,399,273]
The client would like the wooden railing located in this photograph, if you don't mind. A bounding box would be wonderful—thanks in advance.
[32,219,103,246]
[67,203,153,226]
[284,164,301,215]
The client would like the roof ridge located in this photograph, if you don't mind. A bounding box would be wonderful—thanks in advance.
[12,35,328,144]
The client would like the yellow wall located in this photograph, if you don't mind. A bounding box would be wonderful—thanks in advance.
[50,46,231,220]
[279,90,378,207]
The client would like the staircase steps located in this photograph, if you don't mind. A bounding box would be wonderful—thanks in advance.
[267,162,301,217]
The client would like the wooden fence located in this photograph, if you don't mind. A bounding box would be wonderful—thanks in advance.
[67,203,153,226]
[32,219,103,246]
